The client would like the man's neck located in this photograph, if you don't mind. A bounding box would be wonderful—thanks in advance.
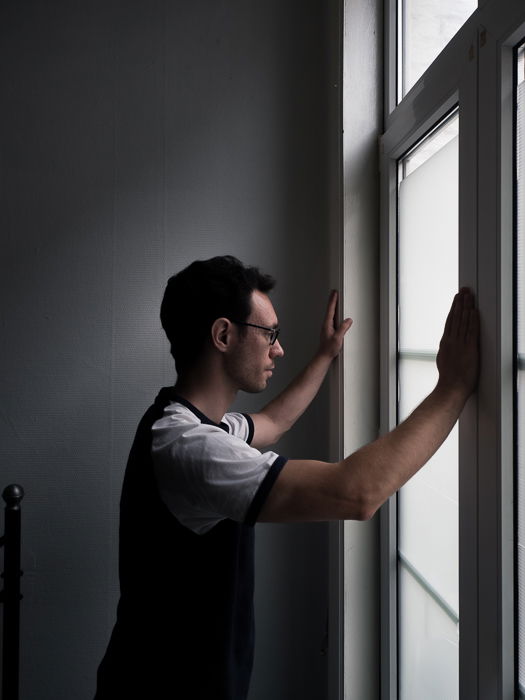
[174,372,237,425]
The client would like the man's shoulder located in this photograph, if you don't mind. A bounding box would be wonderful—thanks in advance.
[151,400,201,433]
[151,401,253,450]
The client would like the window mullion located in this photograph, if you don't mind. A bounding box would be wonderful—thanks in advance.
[379,140,400,700]
[474,4,525,695]
[457,25,480,700]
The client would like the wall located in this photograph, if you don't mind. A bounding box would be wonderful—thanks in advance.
[0,1,339,698]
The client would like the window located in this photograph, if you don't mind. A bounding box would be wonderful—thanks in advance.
[397,114,459,699]
[399,0,476,98]
[380,0,525,698]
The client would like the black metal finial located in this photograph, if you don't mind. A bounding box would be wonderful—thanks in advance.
[2,485,24,507]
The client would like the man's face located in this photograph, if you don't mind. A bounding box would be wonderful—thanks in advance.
[226,290,284,393]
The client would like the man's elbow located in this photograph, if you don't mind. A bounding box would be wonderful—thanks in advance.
[340,480,382,522]
[350,498,378,522]
[335,491,376,522]
[358,502,380,521]
[337,457,386,522]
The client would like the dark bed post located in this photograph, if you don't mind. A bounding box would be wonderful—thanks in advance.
[1,484,24,700]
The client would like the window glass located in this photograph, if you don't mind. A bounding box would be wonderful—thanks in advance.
[397,113,459,699]
[400,0,477,98]
[516,41,525,697]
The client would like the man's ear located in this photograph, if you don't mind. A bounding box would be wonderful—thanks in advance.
[210,318,233,352]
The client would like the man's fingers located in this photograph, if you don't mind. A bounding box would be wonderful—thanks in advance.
[436,288,480,396]
[323,288,352,330]
[444,293,459,337]
[323,290,341,334]
[326,290,338,323]
[451,289,467,337]
[444,288,475,339]
[337,317,353,338]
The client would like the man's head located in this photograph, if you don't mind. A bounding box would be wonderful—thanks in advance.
[161,255,277,376]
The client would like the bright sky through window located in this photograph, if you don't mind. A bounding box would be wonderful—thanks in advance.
[400,0,477,98]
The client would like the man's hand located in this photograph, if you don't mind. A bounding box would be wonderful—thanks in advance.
[318,290,353,360]
[436,287,480,399]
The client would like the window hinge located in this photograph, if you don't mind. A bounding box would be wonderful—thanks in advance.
[479,27,487,48]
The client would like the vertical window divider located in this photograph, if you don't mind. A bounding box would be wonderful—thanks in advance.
[379,135,400,700]
[474,24,501,695]
[498,33,518,700]
[475,7,525,695]
[457,26,479,700]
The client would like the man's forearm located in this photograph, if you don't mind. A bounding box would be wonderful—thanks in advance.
[251,290,351,448]
[258,381,472,524]
[259,351,334,438]
[343,288,479,518]
[342,382,469,519]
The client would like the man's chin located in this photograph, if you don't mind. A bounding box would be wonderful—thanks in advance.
[241,380,268,394]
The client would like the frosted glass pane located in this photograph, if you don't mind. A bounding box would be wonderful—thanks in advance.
[399,135,459,352]
[398,356,438,418]
[399,359,459,612]
[401,0,477,97]
[518,60,525,357]
[399,565,459,700]
[397,116,459,700]
[403,119,458,178]
[399,360,458,504]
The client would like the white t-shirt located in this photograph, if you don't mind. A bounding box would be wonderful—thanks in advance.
[151,398,285,534]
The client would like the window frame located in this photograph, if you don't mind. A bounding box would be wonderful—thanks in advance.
[379,0,525,697]
[516,39,525,700]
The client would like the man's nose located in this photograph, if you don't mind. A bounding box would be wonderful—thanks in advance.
[271,339,284,358]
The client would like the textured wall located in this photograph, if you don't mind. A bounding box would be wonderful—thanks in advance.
[0,1,337,698]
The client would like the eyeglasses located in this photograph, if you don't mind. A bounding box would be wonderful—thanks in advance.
[232,321,281,345]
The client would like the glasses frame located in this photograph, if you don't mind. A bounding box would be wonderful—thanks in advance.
[232,321,281,345]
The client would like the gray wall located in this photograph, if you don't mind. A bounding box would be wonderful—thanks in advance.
[1,1,338,698]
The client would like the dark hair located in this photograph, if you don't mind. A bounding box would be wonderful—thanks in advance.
[160,255,275,374]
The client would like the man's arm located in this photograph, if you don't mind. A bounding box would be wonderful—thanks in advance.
[250,290,352,449]
[258,288,479,523]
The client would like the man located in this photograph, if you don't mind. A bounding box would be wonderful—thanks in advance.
[95,255,479,699]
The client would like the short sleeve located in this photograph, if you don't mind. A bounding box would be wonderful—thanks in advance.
[220,412,254,444]
[151,407,285,534]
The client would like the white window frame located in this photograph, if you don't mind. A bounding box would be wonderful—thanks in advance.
[379,0,525,697]
[330,1,382,699]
